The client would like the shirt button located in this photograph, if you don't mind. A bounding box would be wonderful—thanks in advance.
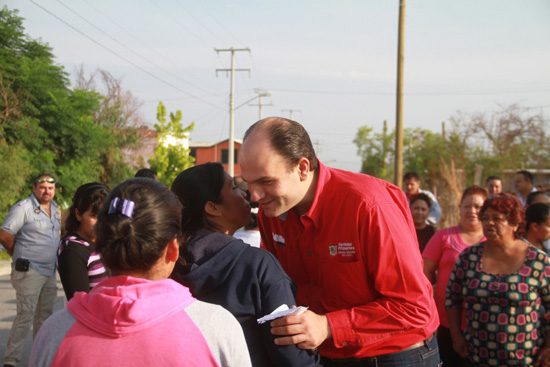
[312,281,317,286]
[307,252,312,256]
[342,342,348,346]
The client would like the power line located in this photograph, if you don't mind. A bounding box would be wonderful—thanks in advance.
[147,0,212,46]
[172,0,227,45]
[269,88,550,96]
[29,0,224,111]
[79,0,218,91]
[55,0,217,96]
[192,0,245,46]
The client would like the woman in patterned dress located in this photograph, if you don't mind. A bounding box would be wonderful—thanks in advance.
[446,194,550,367]
[423,185,488,367]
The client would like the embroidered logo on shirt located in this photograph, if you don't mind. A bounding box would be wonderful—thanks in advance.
[329,243,358,262]
[273,233,286,247]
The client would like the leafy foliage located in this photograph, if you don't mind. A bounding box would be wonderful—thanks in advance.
[354,105,549,227]
[0,7,145,217]
[148,102,195,186]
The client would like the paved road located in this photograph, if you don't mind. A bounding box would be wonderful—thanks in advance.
[0,261,66,366]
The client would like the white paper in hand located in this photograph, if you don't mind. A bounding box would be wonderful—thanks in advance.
[257,304,308,324]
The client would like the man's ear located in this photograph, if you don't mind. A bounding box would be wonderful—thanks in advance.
[204,201,222,217]
[297,158,310,181]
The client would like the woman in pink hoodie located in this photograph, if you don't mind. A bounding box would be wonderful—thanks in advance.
[30,178,251,367]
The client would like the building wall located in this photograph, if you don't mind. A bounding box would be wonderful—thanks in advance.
[193,141,242,176]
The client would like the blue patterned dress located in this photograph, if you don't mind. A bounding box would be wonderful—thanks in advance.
[446,242,550,366]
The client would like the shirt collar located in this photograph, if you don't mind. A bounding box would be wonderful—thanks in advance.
[292,159,331,224]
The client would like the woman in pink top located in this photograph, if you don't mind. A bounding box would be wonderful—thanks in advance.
[30,178,251,367]
[422,185,487,367]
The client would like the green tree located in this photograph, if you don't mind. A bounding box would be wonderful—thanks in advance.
[353,121,394,181]
[0,7,143,216]
[148,102,195,186]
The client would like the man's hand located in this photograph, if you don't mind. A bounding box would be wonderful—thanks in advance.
[270,310,332,350]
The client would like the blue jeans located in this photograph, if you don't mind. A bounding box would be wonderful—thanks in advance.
[322,335,442,367]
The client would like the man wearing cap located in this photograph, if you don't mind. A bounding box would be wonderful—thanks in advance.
[239,118,440,366]
[0,174,61,367]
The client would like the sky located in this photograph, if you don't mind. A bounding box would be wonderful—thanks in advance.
[4,0,550,172]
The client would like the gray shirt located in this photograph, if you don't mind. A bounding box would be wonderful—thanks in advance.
[2,194,61,276]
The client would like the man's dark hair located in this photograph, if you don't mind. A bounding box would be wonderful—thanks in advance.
[135,168,158,180]
[516,170,533,183]
[403,172,420,182]
[244,117,318,170]
[485,175,501,184]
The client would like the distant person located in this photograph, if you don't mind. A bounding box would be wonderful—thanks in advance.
[240,118,440,366]
[515,170,537,207]
[403,171,442,224]
[422,185,487,367]
[170,163,320,367]
[30,178,251,367]
[446,194,550,366]
[409,193,435,252]
[134,168,158,181]
[527,191,550,207]
[485,175,503,196]
[524,203,550,253]
[57,182,110,300]
[0,174,61,367]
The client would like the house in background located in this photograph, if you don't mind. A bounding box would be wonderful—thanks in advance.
[190,139,242,176]
[122,127,158,168]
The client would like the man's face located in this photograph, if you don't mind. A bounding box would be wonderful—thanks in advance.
[486,179,502,196]
[240,137,305,218]
[33,178,56,205]
[404,179,420,195]
[514,174,529,194]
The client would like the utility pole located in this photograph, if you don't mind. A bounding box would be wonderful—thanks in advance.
[249,88,272,120]
[394,0,406,188]
[215,47,251,176]
[282,109,302,120]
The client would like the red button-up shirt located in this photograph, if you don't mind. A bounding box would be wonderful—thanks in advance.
[259,161,439,359]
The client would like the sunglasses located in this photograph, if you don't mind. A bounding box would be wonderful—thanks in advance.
[35,177,55,184]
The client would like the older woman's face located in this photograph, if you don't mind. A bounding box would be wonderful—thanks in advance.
[459,194,485,229]
[481,207,519,244]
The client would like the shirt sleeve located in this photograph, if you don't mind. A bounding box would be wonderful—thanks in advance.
[422,228,446,262]
[257,251,321,367]
[445,251,466,309]
[326,201,437,348]
[1,202,27,235]
[57,239,91,300]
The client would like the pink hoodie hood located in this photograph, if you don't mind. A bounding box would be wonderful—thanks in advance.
[67,276,195,338]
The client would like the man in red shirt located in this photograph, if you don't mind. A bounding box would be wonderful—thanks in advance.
[239,117,440,366]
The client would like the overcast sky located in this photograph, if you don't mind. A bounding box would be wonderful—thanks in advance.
[5,0,550,172]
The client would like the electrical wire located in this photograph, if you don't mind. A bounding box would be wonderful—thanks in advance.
[29,0,224,111]
[79,0,219,91]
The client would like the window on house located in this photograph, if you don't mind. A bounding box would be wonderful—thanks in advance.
[221,149,238,164]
